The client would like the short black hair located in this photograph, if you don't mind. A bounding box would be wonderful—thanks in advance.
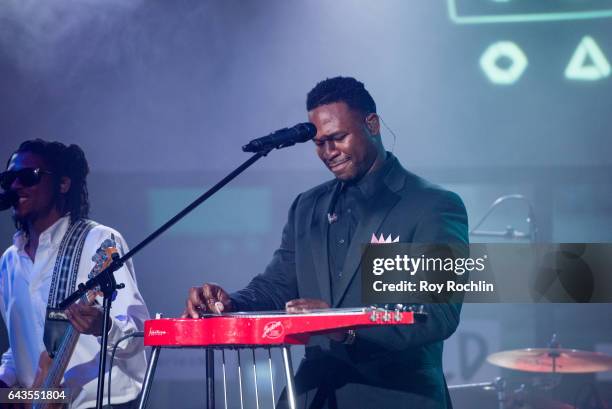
[9,139,90,229]
[306,76,376,115]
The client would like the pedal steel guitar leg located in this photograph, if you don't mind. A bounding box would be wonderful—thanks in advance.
[137,346,161,409]
[268,348,275,408]
[281,346,297,409]
[221,349,228,409]
[206,349,215,409]
[238,350,245,409]
[252,348,260,409]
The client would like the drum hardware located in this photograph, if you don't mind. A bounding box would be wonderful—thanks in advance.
[449,376,508,409]
[478,334,612,409]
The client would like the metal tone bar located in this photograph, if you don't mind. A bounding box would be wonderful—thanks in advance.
[281,346,297,409]
[268,348,275,409]
[137,346,161,409]
[238,350,245,409]
[252,348,260,409]
[222,350,228,409]
[448,382,494,390]
[206,349,215,409]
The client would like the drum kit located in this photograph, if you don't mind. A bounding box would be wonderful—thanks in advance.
[449,335,612,409]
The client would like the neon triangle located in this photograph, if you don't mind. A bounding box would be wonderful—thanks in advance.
[565,36,611,81]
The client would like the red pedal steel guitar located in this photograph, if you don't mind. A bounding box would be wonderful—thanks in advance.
[28,240,118,409]
[139,307,423,409]
[144,307,419,347]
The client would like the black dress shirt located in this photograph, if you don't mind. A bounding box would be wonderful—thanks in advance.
[327,154,394,304]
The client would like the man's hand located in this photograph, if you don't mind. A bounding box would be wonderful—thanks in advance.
[65,302,106,336]
[285,298,346,342]
[285,298,330,313]
[182,283,233,318]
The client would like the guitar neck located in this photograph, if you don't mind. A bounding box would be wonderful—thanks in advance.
[42,325,80,389]
[37,294,89,398]
[33,238,117,408]
[32,324,80,409]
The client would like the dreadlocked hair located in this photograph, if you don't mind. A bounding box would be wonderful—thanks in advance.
[11,139,90,230]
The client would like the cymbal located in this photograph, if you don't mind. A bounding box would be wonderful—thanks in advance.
[487,348,612,373]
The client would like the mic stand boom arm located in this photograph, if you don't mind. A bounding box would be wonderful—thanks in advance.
[59,148,273,409]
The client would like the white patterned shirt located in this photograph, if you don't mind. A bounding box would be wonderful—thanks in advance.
[0,215,149,408]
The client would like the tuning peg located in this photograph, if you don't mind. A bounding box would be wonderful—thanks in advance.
[414,305,428,323]
[368,306,378,322]
[393,304,404,321]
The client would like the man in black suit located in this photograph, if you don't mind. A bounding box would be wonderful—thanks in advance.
[184,76,468,409]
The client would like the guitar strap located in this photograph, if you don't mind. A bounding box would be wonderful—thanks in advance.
[43,218,97,357]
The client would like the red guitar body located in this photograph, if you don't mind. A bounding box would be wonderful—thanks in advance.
[144,308,415,347]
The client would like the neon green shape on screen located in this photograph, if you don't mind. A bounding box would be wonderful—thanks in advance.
[565,36,611,81]
[148,187,271,236]
[447,0,612,24]
[480,41,528,85]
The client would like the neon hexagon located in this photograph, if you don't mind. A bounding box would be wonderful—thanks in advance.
[480,41,528,85]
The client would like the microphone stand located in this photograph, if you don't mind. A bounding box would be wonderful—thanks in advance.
[470,194,538,243]
[59,147,274,409]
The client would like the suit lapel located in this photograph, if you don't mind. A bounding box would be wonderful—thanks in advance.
[309,182,339,305]
[332,187,401,306]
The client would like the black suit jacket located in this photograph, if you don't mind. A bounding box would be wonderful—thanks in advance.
[231,154,469,409]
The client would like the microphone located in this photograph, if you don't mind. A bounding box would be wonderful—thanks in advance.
[242,122,316,153]
[0,190,17,211]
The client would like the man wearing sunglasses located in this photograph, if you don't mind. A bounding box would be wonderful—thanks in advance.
[0,139,149,408]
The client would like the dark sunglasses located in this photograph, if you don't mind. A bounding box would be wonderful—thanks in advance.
[0,168,53,190]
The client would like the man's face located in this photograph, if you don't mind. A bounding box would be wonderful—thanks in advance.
[5,151,57,223]
[309,102,379,182]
